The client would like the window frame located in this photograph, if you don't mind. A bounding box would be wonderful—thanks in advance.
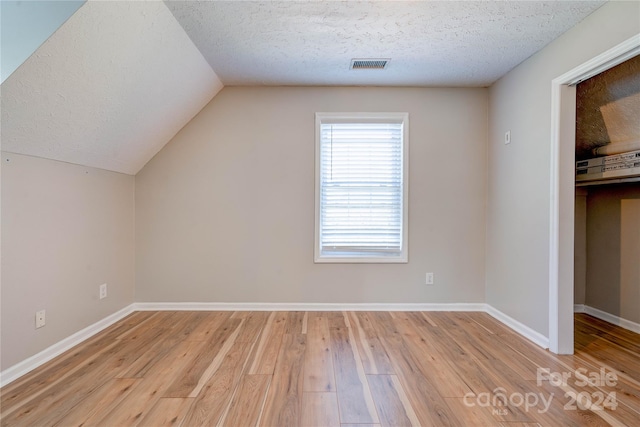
[314,112,409,263]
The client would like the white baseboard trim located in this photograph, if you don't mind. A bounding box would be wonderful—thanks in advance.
[133,302,487,312]
[0,304,135,388]
[134,302,553,349]
[574,304,586,313]
[2,301,552,387]
[581,305,640,334]
[484,305,550,349]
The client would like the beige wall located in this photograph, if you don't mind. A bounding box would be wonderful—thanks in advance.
[1,153,135,369]
[487,1,640,336]
[585,184,640,324]
[136,87,487,304]
[574,189,587,305]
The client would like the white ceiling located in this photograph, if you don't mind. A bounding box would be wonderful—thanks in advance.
[1,0,222,175]
[0,0,85,83]
[1,0,608,175]
[165,0,606,87]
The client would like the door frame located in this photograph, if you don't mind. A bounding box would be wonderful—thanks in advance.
[548,34,640,354]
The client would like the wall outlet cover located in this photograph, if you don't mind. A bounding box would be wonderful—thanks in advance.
[35,310,46,328]
[426,272,434,285]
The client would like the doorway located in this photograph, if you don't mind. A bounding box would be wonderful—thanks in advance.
[548,34,640,354]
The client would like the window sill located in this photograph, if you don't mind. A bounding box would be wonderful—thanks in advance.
[314,254,408,264]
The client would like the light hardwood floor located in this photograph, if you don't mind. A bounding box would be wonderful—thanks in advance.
[1,311,638,426]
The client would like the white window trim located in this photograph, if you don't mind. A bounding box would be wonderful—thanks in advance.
[314,112,409,263]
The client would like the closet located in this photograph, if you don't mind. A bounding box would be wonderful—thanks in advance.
[574,54,640,329]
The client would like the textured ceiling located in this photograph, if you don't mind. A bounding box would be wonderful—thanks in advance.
[1,0,609,175]
[0,0,85,83]
[165,0,606,87]
[576,54,640,160]
[1,0,223,175]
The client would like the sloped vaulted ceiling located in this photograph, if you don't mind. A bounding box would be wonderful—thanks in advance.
[1,0,222,175]
[1,0,606,174]
[0,0,85,84]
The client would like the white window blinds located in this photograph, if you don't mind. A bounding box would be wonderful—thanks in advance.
[317,116,407,261]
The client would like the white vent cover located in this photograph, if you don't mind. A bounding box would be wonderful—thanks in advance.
[350,58,390,70]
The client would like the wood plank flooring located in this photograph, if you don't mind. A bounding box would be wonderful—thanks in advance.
[1,311,638,426]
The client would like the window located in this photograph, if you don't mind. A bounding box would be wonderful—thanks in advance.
[315,113,408,263]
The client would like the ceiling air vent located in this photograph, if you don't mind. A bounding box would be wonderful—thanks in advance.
[350,58,390,70]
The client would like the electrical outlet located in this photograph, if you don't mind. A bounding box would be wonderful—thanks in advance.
[426,272,434,285]
[100,283,107,299]
[36,310,46,328]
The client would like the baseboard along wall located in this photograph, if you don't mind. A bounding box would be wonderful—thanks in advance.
[2,301,548,387]
[574,304,640,334]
